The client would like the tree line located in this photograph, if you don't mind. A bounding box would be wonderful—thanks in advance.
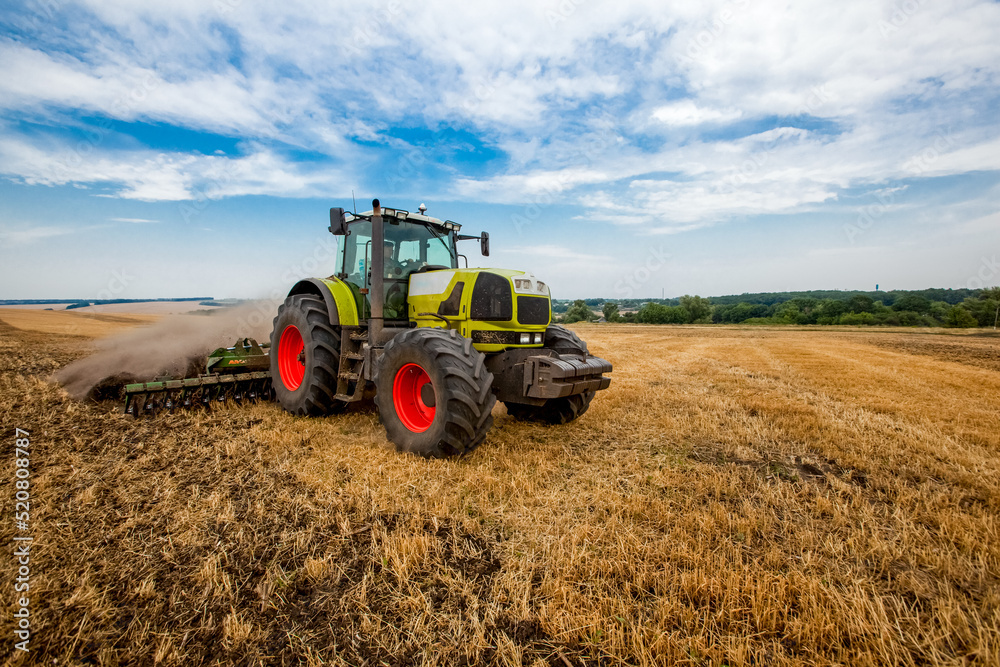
[555,287,1000,328]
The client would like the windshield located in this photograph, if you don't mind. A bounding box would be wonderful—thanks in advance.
[385,221,457,273]
[336,219,457,288]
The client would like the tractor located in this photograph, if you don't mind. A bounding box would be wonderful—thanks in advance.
[124,199,612,457]
[270,199,612,456]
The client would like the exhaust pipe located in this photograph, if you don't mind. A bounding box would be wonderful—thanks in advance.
[369,198,384,345]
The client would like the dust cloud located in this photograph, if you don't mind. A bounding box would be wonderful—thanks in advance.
[55,301,279,400]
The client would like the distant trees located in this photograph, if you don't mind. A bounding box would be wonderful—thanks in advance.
[982,287,1000,329]
[946,305,978,328]
[635,303,686,323]
[713,302,770,323]
[892,294,931,314]
[563,299,596,323]
[559,286,999,328]
[847,294,876,314]
[679,295,712,323]
[956,287,1000,328]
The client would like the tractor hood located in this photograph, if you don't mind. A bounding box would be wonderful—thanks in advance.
[407,268,552,346]
[409,268,549,300]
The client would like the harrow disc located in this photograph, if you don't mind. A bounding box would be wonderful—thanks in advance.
[123,371,272,417]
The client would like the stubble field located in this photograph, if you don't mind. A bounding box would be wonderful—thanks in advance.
[1,309,998,666]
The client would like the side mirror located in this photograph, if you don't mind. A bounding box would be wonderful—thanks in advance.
[480,231,490,257]
[329,207,347,235]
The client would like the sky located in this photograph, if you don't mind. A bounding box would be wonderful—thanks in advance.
[0,0,998,301]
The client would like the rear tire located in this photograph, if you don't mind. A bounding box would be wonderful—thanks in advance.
[545,324,588,356]
[504,324,595,424]
[270,294,346,416]
[505,390,596,424]
[375,328,496,458]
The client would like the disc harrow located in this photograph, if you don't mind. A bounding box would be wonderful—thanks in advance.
[124,372,273,416]
[123,338,274,417]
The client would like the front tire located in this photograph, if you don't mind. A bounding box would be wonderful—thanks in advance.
[270,294,346,416]
[375,328,496,458]
[504,324,595,424]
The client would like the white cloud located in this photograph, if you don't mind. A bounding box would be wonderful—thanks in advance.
[651,100,742,126]
[0,134,347,201]
[0,0,996,232]
[0,222,112,246]
[0,225,76,245]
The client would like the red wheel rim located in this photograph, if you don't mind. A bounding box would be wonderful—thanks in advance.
[393,363,435,432]
[278,324,305,390]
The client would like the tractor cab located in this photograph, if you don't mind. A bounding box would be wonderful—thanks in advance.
[333,206,484,322]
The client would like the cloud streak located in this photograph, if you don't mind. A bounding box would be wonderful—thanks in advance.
[0,0,997,269]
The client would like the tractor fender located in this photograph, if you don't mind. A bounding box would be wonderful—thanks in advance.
[287,278,360,327]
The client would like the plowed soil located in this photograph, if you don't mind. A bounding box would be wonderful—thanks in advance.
[1,314,998,666]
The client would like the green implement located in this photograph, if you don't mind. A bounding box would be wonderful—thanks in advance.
[123,338,273,417]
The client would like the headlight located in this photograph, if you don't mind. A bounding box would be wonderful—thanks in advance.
[519,333,531,344]
[534,333,543,343]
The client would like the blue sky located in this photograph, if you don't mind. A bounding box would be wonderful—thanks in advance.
[1,0,999,301]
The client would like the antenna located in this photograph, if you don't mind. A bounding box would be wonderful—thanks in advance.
[352,190,358,215]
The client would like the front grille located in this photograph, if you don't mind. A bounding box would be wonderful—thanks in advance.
[471,330,521,345]
[470,272,512,321]
[517,296,550,325]
[471,330,544,345]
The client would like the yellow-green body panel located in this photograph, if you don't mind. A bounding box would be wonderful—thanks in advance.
[317,277,361,326]
[300,270,551,354]
[406,269,550,353]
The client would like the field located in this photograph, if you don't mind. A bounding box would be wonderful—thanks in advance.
[1,310,999,666]
[0,301,223,315]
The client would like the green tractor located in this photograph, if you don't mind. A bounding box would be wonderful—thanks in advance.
[270,199,612,456]
[122,199,612,456]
